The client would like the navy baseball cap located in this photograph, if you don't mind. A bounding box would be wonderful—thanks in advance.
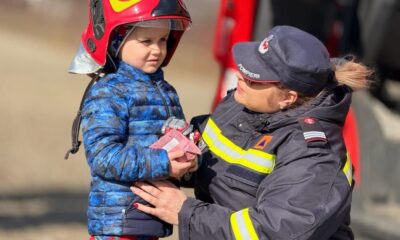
[233,25,333,96]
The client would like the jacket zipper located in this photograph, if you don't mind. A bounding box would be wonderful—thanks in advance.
[152,79,171,118]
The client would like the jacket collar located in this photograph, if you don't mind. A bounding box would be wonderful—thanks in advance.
[117,61,164,82]
[245,86,352,131]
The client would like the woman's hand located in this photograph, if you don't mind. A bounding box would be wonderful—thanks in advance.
[131,180,187,225]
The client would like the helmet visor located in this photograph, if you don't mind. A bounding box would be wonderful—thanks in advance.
[110,18,190,57]
[130,18,191,31]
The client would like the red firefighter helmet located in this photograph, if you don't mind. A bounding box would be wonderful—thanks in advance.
[70,0,191,74]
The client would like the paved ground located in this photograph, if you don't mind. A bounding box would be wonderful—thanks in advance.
[0,1,399,239]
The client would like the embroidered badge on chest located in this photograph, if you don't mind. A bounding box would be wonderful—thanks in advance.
[254,135,273,149]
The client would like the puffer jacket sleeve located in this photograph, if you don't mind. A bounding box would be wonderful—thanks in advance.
[178,131,352,240]
[81,82,170,182]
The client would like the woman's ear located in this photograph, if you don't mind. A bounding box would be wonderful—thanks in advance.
[278,90,298,110]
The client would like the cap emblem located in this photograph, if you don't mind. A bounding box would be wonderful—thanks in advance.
[258,34,274,54]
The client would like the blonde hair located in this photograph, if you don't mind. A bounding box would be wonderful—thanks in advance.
[333,58,373,91]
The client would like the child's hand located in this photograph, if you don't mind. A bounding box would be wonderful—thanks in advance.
[168,150,197,179]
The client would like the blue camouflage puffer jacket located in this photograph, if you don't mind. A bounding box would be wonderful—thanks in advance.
[81,61,184,237]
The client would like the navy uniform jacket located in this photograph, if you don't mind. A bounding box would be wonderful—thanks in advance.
[179,87,354,240]
[81,61,184,237]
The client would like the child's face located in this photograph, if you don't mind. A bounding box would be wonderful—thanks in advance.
[234,71,288,113]
[120,26,169,73]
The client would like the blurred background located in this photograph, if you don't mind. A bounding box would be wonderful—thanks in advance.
[0,0,399,239]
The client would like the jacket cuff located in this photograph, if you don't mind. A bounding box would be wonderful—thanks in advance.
[178,197,202,240]
[142,148,170,180]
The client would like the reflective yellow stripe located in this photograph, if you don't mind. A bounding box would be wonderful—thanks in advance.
[231,212,242,240]
[343,153,353,186]
[203,119,276,174]
[230,208,259,240]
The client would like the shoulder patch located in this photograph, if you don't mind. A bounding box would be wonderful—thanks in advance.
[298,117,327,143]
[254,135,273,149]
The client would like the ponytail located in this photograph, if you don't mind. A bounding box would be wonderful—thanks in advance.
[332,57,373,91]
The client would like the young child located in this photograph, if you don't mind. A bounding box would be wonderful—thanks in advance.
[65,0,194,239]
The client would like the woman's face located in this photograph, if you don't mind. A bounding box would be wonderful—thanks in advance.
[234,71,291,113]
[120,26,169,74]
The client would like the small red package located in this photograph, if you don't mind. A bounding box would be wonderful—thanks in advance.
[150,129,201,161]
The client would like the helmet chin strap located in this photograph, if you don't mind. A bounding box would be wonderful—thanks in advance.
[103,52,119,74]
[108,24,135,59]
[114,26,136,59]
